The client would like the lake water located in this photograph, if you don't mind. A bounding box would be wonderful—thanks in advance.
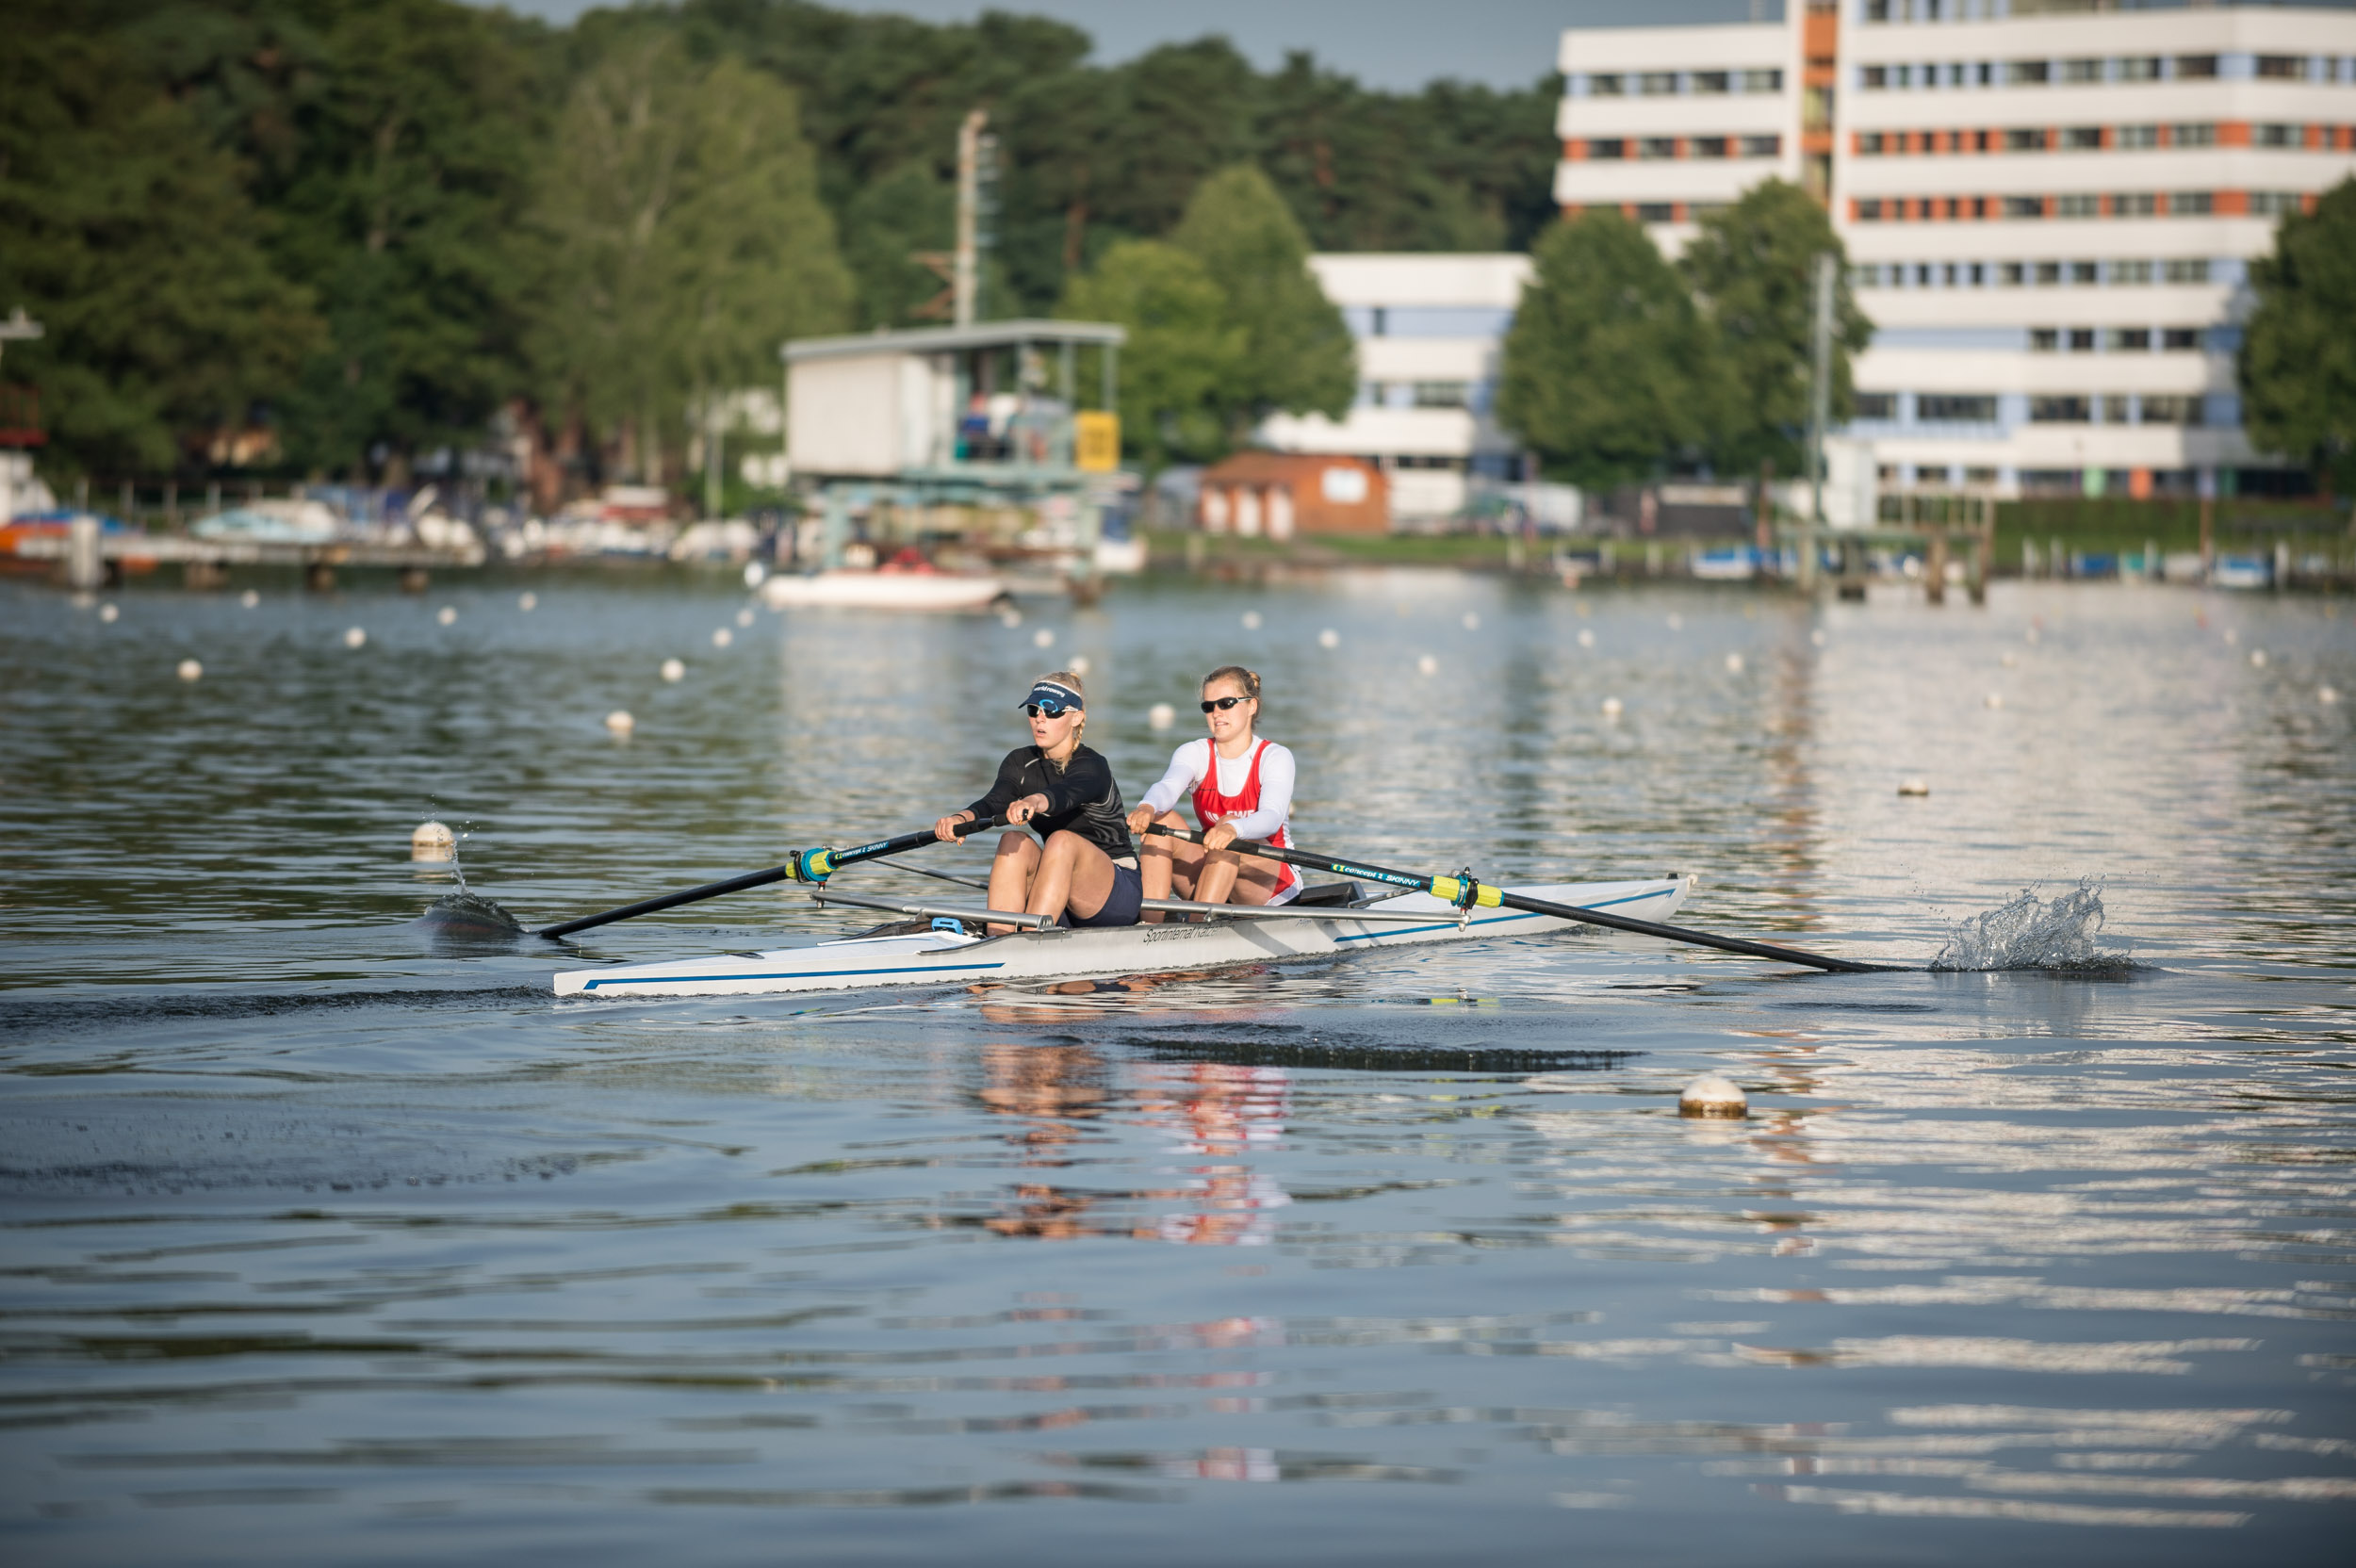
[3,566,2351,1565]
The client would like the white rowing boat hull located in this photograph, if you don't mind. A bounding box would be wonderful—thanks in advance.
[759,570,1008,612]
[551,878,1693,999]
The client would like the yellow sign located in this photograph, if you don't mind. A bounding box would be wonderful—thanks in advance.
[1074,410,1121,472]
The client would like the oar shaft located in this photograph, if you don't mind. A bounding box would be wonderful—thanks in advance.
[537,816,1003,939]
[1140,825,1886,974]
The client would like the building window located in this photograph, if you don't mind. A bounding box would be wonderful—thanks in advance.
[2035,260,2063,284]
[2000,262,2026,286]
[2062,126,2102,150]
[2172,191,2213,216]
[1741,69,1781,93]
[2142,395,2203,425]
[1640,137,1677,159]
[1742,134,1781,157]
[1856,198,1885,220]
[2162,327,2201,351]
[2163,258,2209,284]
[1633,203,1674,222]
[2111,259,2152,284]
[2103,328,2151,351]
[2005,60,2051,86]
[2119,57,2162,82]
[1412,382,1469,409]
[2004,128,2045,152]
[2113,192,2157,217]
[2056,193,2098,219]
[1588,73,1624,96]
[1588,139,1627,159]
[2254,124,2302,148]
[2070,261,2098,284]
[2175,56,2218,79]
[1641,72,1677,95]
[2171,123,2217,148]
[2069,328,2096,351]
[2118,124,2160,150]
[1852,263,1881,287]
[1865,0,1891,19]
[1855,392,1896,419]
[2060,58,2104,84]
[1920,394,1998,421]
[1861,65,1888,90]
[2030,328,2060,351]
[2250,191,2304,216]
[2102,396,2132,423]
[1693,71,1729,94]
[1693,136,1729,158]
[1370,308,1387,336]
[2005,195,2047,219]
[1857,131,1886,155]
[1359,382,1389,405]
[2255,56,2308,81]
[2031,396,2091,422]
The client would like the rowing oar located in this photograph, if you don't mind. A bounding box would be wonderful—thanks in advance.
[536,816,1005,940]
[1141,825,1890,974]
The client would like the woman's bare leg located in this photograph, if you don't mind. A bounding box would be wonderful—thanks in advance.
[1028,831,1118,924]
[1137,810,1200,922]
[987,832,1039,935]
[1193,848,1285,907]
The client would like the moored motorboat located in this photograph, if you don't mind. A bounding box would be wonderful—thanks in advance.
[552,875,1694,998]
[760,566,1008,612]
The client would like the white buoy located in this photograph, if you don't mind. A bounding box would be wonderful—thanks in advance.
[1032,627,1055,649]
[1577,629,1595,649]
[1678,1074,1748,1119]
[1724,653,1743,674]
[2249,648,2267,668]
[1317,628,1340,649]
[2323,686,2342,705]
[743,561,767,589]
[1601,696,1624,718]
[2221,628,2237,645]
[1898,777,1930,797]
[344,627,368,649]
[1069,654,1090,677]
[2025,626,2041,645]
[518,592,538,612]
[1240,610,1262,630]
[604,710,635,735]
[1148,701,1175,730]
[240,589,260,608]
[712,627,733,648]
[735,608,755,628]
[1000,608,1023,629]
[175,658,203,682]
[411,820,456,862]
[98,603,120,623]
[1984,692,2003,709]
[436,606,457,626]
[1462,612,1481,630]
[1666,613,1684,631]
[2001,652,2018,668]
[1417,654,1438,676]
[660,658,685,683]
[1810,629,1827,647]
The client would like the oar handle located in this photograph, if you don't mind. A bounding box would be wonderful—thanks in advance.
[1138,823,1889,974]
[537,816,1005,940]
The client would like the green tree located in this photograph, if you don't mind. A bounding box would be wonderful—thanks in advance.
[1170,165,1355,443]
[534,37,851,483]
[0,4,320,476]
[1496,212,1720,489]
[2241,176,2356,488]
[1058,240,1243,471]
[1677,179,1872,479]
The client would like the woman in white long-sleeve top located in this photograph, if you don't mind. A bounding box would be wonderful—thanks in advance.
[1123,665,1298,919]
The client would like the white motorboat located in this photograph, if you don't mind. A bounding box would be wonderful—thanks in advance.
[551,876,1695,999]
[760,569,1009,612]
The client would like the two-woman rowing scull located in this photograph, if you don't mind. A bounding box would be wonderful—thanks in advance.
[933,671,1143,934]
[1127,664,1299,920]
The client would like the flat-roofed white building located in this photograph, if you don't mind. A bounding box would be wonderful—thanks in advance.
[1257,253,1533,522]
[1555,2,2356,501]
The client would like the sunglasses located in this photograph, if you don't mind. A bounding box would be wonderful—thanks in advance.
[1024,701,1078,719]
[1200,695,1250,712]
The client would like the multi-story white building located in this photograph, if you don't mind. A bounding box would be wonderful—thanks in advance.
[1258,253,1533,522]
[1556,2,2356,501]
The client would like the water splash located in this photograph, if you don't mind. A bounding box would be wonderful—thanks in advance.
[415,890,528,944]
[1930,879,2132,972]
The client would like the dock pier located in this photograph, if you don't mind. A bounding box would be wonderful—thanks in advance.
[24,516,485,592]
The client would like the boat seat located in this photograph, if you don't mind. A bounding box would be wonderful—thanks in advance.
[1294,880,1363,907]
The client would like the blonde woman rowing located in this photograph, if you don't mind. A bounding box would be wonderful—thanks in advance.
[1125,665,1299,920]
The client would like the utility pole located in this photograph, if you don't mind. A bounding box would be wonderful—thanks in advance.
[1800,252,1836,592]
[954,109,987,328]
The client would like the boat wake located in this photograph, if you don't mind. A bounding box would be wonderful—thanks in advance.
[1929,879,2135,972]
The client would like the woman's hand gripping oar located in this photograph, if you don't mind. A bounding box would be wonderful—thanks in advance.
[536,817,1006,940]
[1140,825,1894,974]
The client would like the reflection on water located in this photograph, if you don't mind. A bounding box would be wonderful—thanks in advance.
[1,572,2351,1564]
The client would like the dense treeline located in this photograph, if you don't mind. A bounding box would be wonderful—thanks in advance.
[2,0,1558,491]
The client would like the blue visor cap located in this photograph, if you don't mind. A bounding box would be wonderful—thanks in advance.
[1021,679,1084,715]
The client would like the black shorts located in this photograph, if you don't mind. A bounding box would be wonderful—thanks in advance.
[1066,862,1143,928]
